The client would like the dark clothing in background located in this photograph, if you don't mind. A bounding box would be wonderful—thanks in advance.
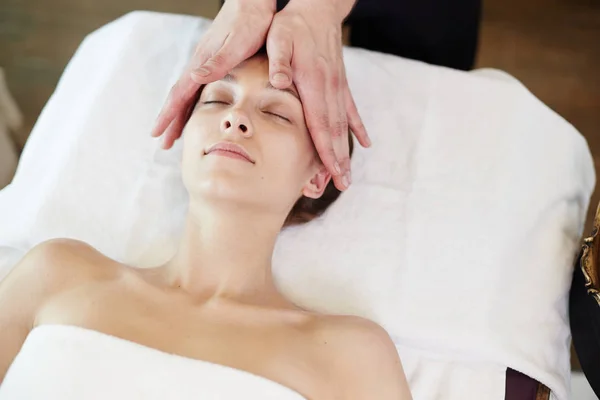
[570,249,600,398]
[342,0,481,70]
[215,2,569,398]
[505,368,551,400]
[224,0,482,70]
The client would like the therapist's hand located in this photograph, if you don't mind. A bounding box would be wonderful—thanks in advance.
[151,0,276,148]
[151,0,370,191]
[266,0,370,190]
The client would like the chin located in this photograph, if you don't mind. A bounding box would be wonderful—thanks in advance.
[185,174,254,205]
[183,161,248,192]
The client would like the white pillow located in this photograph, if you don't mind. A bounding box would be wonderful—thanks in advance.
[0,11,594,400]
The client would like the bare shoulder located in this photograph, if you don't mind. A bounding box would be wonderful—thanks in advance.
[315,314,393,343]
[1,238,122,325]
[26,237,115,267]
[25,238,104,262]
[311,315,413,400]
[312,315,399,363]
[0,239,119,380]
[8,238,119,293]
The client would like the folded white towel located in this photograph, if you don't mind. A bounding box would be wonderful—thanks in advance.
[0,325,306,400]
[0,11,594,400]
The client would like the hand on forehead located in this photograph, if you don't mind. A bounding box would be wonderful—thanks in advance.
[206,55,301,104]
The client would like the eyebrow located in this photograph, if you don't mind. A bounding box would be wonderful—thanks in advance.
[222,73,236,83]
[265,81,300,101]
[219,73,300,101]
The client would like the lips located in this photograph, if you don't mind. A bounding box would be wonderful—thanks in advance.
[204,141,255,164]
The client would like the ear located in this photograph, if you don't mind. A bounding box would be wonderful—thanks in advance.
[301,166,331,199]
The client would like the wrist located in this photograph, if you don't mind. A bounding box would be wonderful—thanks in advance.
[227,0,277,14]
[288,0,356,22]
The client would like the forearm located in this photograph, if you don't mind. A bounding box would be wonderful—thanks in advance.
[224,0,277,13]
[287,0,357,21]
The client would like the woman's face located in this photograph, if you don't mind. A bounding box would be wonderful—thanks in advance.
[181,55,330,219]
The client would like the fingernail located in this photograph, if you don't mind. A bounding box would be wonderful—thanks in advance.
[334,162,342,175]
[342,175,350,189]
[365,136,372,147]
[346,171,352,185]
[193,67,210,77]
[273,73,288,84]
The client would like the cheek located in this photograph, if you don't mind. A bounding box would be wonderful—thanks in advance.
[182,114,211,167]
[266,133,315,182]
[183,112,216,146]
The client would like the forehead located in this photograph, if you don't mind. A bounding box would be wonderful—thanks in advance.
[226,56,269,84]
[235,54,269,73]
[217,55,300,97]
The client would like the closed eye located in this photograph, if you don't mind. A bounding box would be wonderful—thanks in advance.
[264,111,291,123]
[202,100,229,105]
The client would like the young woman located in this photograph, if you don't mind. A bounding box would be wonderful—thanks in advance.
[0,51,412,399]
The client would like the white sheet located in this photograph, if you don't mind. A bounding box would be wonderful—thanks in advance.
[0,325,306,399]
[0,11,594,400]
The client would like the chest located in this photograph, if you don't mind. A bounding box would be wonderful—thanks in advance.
[34,281,335,399]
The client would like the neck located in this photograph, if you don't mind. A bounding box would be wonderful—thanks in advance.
[162,200,285,304]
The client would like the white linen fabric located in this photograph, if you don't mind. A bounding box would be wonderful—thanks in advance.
[0,325,306,399]
[0,11,594,400]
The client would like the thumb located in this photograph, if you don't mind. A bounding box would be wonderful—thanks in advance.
[191,35,251,83]
[266,30,293,89]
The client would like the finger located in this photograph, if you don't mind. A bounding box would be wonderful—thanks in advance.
[161,97,197,149]
[266,28,293,89]
[188,42,214,84]
[162,119,182,149]
[151,73,200,138]
[323,29,350,191]
[344,78,371,148]
[191,33,257,84]
[328,67,350,191]
[296,58,343,185]
[161,120,177,150]
[318,48,348,190]
[151,37,212,138]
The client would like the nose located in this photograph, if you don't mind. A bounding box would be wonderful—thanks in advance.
[221,110,253,138]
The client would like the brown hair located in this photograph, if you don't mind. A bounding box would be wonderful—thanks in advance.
[247,48,355,226]
[283,135,354,227]
[188,47,354,227]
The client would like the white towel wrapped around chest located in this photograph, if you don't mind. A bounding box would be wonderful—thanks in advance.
[0,11,594,400]
[0,325,306,399]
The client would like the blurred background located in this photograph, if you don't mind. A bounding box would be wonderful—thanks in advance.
[0,0,599,379]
